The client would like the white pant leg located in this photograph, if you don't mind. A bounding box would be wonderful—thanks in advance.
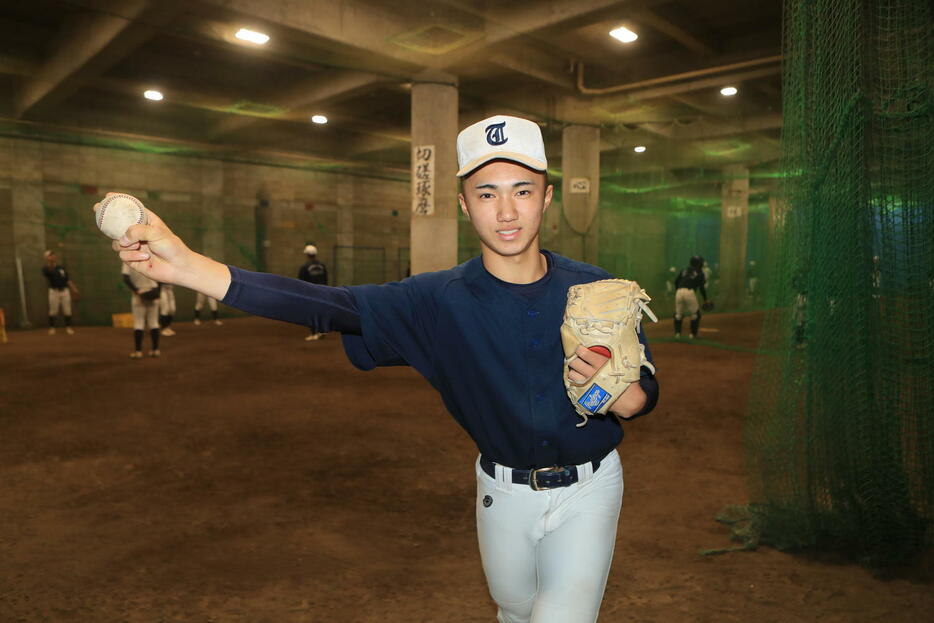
[132,298,159,330]
[48,289,69,315]
[476,451,624,623]
[159,289,176,315]
[534,453,623,623]
[145,300,159,329]
[207,296,217,311]
[194,291,205,311]
[132,296,146,330]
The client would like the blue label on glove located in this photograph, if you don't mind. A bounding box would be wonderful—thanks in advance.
[578,384,612,413]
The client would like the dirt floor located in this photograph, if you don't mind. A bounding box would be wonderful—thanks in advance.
[1,312,931,622]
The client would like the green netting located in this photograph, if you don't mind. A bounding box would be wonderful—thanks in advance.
[542,166,774,311]
[745,0,933,564]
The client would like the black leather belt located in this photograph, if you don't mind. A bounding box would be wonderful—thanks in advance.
[480,455,601,491]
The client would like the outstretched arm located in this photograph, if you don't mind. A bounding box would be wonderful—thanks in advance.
[97,193,361,333]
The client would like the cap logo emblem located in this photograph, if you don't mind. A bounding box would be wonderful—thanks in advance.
[485,121,508,146]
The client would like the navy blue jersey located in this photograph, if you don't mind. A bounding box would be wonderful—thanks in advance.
[298,260,328,285]
[675,267,706,290]
[42,265,70,289]
[341,251,657,469]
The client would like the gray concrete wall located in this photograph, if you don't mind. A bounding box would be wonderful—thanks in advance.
[0,137,410,328]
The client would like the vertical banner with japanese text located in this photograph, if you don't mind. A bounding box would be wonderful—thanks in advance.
[412,145,435,215]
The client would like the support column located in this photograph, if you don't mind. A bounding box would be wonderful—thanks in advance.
[560,125,600,265]
[719,165,749,309]
[10,139,45,328]
[410,70,458,274]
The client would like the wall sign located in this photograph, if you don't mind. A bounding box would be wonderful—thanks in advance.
[569,177,591,194]
[412,145,435,215]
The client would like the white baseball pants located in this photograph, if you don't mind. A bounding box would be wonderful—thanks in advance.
[194,292,217,311]
[674,287,699,320]
[131,296,159,330]
[475,450,623,623]
[159,286,176,315]
[48,288,72,316]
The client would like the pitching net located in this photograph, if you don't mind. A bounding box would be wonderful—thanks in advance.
[745,0,934,564]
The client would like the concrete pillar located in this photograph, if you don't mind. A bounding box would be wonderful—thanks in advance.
[719,165,750,309]
[10,139,45,328]
[410,70,458,274]
[560,125,600,265]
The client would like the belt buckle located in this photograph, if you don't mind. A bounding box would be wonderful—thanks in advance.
[530,466,563,491]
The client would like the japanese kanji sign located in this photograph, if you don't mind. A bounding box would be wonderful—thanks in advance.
[412,145,435,215]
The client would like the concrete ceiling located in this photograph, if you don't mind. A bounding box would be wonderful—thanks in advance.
[0,0,783,180]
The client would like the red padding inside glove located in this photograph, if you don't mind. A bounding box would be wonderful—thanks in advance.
[588,345,612,359]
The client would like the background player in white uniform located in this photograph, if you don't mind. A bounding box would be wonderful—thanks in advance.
[193,292,222,326]
[122,263,161,358]
[159,283,177,336]
[41,250,78,335]
[674,255,710,338]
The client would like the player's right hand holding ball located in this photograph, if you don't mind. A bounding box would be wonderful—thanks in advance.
[93,192,231,300]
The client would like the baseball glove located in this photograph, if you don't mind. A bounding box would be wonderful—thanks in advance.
[702,300,715,311]
[139,286,161,301]
[561,279,658,427]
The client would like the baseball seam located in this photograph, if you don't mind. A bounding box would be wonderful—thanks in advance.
[97,194,145,232]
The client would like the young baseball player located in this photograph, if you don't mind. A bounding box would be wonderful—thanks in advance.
[41,250,78,334]
[103,115,658,622]
[673,255,709,338]
[297,244,329,340]
[122,263,161,358]
[159,283,177,336]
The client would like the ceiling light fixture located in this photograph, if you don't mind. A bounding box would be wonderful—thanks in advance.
[311,114,328,124]
[720,86,738,96]
[609,26,638,44]
[235,28,270,45]
[143,89,163,101]
[633,145,646,153]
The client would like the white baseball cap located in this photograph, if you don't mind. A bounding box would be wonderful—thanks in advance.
[304,244,318,256]
[456,115,547,178]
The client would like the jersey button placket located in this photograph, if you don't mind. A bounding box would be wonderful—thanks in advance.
[524,307,544,466]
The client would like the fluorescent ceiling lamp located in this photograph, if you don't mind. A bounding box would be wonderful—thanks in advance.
[236,28,270,45]
[609,26,638,43]
[143,90,163,101]
[311,114,328,124]
[633,145,646,153]
[720,86,738,96]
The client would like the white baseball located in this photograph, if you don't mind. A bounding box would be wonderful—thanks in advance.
[94,193,149,240]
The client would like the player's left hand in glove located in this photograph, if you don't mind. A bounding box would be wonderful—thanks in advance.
[702,300,715,311]
[561,279,657,427]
